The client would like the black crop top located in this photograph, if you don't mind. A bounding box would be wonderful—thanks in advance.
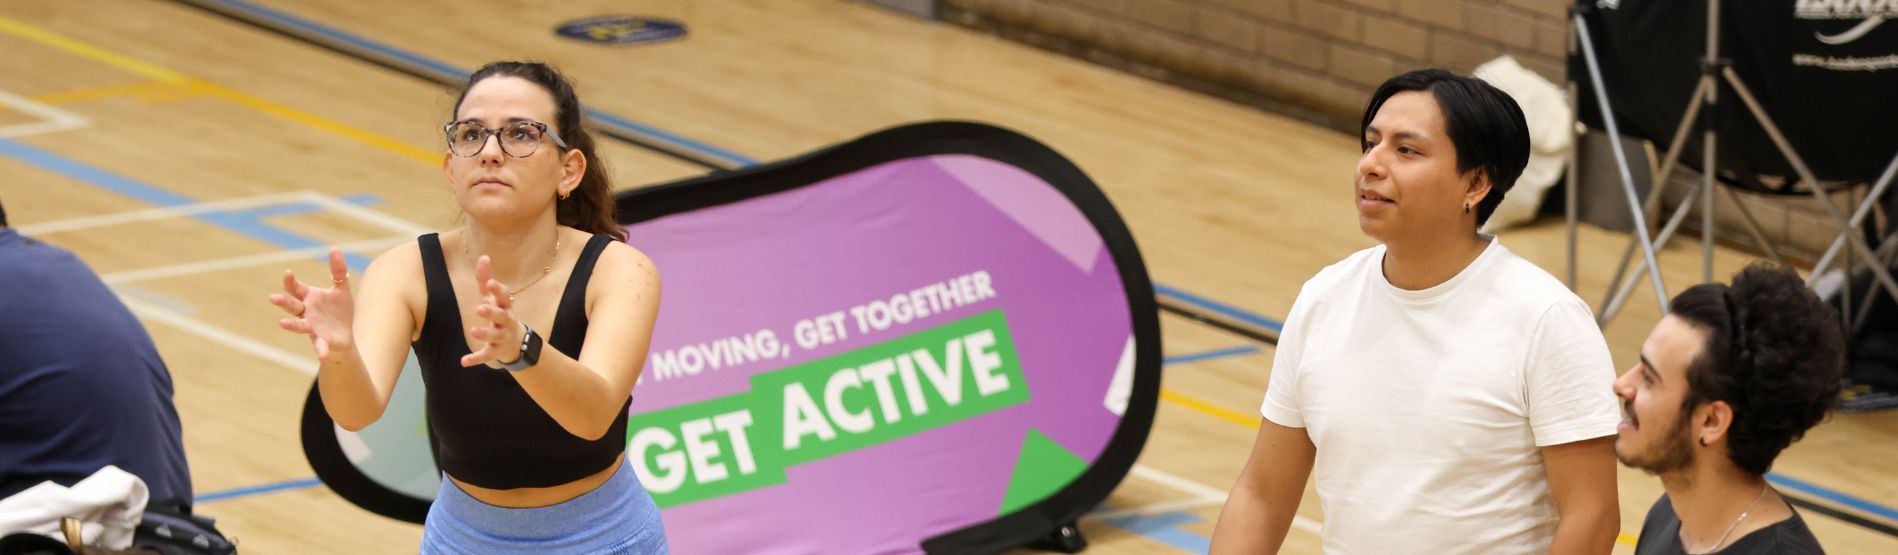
[412,233,630,489]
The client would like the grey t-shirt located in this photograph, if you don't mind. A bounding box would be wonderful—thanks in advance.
[1636,494,1825,554]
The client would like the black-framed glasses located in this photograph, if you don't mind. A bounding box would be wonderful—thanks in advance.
[443,120,570,158]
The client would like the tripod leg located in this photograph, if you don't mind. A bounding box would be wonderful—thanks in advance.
[1722,186,1787,266]
[1723,68,1898,304]
[1567,78,1580,289]
[1810,153,1898,283]
[1597,79,1710,317]
[1602,184,1707,324]
[1575,13,1671,317]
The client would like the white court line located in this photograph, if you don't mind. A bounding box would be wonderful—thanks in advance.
[119,296,313,375]
[1091,496,1225,520]
[91,192,422,369]
[1120,464,1322,534]
[101,236,409,285]
[296,191,432,236]
[15,192,315,235]
[1130,464,1228,500]
[18,190,420,237]
[0,88,90,138]
[80,190,425,284]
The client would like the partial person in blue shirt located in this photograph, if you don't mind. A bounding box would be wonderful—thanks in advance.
[0,197,193,506]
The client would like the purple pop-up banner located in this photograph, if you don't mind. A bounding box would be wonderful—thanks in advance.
[615,122,1160,553]
[302,122,1160,554]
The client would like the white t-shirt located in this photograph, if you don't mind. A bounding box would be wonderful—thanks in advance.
[1261,239,1619,554]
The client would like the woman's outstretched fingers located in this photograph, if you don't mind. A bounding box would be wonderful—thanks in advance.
[488,279,513,310]
[474,255,492,290]
[280,318,312,334]
[327,247,350,290]
[462,341,499,367]
[282,268,308,297]
[269,293,304,317]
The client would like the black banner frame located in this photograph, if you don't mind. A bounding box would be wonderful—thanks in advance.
[614,120,1163,554]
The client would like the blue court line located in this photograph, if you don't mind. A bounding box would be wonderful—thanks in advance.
[1099,510,1211,554]
[199,0,758,169]
[1768,472,1898,522]
[228,193,381,218]
[1163,346,1260,366]
[583,110,759,167]
[1153,283,1284,332]
[195,477,322,504]
[203,0,464,85]
[0,138,373,271]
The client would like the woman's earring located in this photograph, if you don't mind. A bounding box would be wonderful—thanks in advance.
[1463,202,1471,214]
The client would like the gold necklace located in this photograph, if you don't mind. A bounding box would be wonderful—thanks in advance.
[463,230,560,304]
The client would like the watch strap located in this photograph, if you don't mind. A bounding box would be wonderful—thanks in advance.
[490,323,542,373]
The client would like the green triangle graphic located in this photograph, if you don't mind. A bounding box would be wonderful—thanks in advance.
[997,429,1089,515]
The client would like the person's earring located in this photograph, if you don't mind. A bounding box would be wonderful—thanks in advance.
[1463,202,1471,214]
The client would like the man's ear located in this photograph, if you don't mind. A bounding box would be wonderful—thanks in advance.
[1464,171,1493,212]
[1696,400,1735,447]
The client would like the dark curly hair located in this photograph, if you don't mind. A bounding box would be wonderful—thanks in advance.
[1669,264,1845,476]
[452,61,625,242]
[1360,68,1530,228]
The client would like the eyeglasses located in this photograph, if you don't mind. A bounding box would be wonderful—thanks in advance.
[443,120,570,158]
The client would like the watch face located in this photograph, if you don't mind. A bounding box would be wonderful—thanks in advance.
[522,326,543,364]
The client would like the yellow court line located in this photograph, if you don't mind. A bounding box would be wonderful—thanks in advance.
[1158,387,1641,547]
[0,15,437,164]
[1160,388,1260,429]
[0,16,187,84]
[32,80,192,105]
[188,81,438,163]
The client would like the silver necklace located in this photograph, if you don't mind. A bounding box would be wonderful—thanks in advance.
[1684,484,1770,555]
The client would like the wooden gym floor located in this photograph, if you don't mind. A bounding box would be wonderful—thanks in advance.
[0,1,1892,552]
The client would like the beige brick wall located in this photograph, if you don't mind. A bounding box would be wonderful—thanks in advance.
[940,0,1570,131]
[930,1,1840,263]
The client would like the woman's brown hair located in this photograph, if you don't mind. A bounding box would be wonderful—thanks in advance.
[453,61,625,242]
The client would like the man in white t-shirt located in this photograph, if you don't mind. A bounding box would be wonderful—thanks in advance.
[1210,69,1622,554]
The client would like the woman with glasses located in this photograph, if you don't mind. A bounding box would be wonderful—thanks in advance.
[268,61,667,553]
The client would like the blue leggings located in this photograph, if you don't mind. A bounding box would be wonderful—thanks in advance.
[420,459,667,554]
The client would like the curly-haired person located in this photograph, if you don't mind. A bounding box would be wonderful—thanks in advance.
[1613,264,1844,554]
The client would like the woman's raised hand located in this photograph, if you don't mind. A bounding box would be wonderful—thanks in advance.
[270,248,356,362]
[461,255,524,368]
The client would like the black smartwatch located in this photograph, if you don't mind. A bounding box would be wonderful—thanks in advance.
[490,323,543,373]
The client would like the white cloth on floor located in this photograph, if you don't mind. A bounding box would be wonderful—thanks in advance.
[0,465,148,548]
[1476,55,1575,233]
